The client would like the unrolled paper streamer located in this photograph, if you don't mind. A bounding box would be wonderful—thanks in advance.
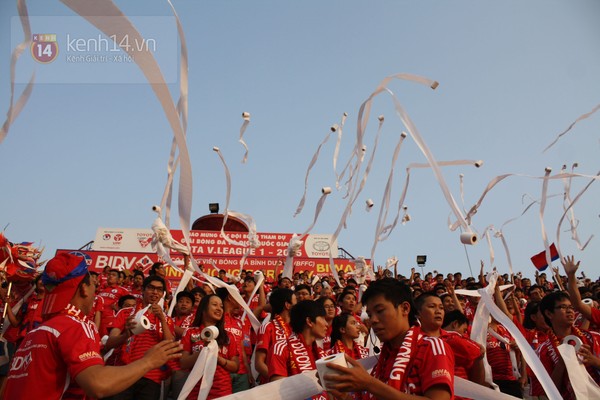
[160,0,190,228]
[294,127,335,217]
[284,189,331,279]
[560,163,593,251]
[539,168,554,269]
[316,353,348,391]
[0,0,35,145]
[455,377,521,400]
[61,0,199,279]
[177,330,219,400]
[543,103,600,153]
[557,343,600,399]
[239,112,251,163]
[555,169,599,257]
[333,113,347,188]
[477,274,562,400]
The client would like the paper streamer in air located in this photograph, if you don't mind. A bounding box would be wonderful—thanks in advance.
[555,169,599,258]
[539,168,554,269]
[284,188,331,279]
[543,103,600,153]
[333,113,347,189]
[240,270,265,322]
[452,171,600,233]
[178,326,219,400]
[213,147,261,271]
[294,127,335,217]
[159,0,189,228]
[0,0,35,145]
[61,0,198,278]
[559,164,594,252]
[239,112,251,163]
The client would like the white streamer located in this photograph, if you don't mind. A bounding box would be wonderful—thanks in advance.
[0,0,35,144]
[557,343,600,399]
[239,112,251,163]
[543,103,600,153]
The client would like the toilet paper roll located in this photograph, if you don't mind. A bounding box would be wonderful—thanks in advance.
[562,335,583,351]
[202,326,220,342]
[322,187,332,195]
[131,313,151,335]
[316,352,348,391]
[582,298,593,306]
[366,199,374,208]
[460,232,478,245]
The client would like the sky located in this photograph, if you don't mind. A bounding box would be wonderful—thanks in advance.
[1,0,599,280]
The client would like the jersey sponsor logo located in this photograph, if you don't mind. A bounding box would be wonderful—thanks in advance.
[79,351,102,362]
[10,352,32,372]
[431,369,451,379]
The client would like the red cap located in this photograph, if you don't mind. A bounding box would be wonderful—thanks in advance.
[41,253,88,317]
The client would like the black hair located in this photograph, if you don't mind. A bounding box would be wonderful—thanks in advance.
[270,288,295,315]
[190,286,207,298]
[362,278,417,326]
[192,294,228,347]
[88,271,99,277]
[414,292,441,314]
[290,300,325,334]
[539,291,571,327]
[330,312,353,345]
[176,290,195,304]
[142,275,166,290]
[294,284,312,294]
[337,289,356,304]
[133,270,145,279]
[150,262,164,275]
[523,301,541,330]
[215,287,230,302]
[442,310,469,329]
[118,294,136,309]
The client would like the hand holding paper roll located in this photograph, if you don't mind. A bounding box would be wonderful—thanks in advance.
[322,353,374,397]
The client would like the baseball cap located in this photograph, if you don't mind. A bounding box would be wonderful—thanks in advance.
[41,253,89,316]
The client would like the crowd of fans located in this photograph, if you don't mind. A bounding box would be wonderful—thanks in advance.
[1,253,599,400]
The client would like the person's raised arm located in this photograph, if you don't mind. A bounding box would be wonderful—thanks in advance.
[563,255,592,320]
[76,340,181,399]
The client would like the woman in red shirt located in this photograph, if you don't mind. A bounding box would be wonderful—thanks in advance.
[179,294,239,399]
[329,312,369,360]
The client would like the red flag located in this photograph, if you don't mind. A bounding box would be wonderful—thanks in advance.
[530,243,559,271]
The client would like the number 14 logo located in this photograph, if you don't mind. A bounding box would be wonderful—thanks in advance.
[31,33,58,63]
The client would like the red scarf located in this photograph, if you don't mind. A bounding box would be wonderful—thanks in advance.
[287,333,325,374]
[369,326,421,397]
[331,339,369,360]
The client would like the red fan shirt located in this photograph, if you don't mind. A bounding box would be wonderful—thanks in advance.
[4,306,104,399]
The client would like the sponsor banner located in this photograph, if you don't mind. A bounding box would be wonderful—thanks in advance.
[56,249,363,284]
[91,228,338,258]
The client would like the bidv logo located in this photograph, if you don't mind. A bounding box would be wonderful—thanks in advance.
[10,352,33,372]
[312,241,330,252]
[136,255,153,269]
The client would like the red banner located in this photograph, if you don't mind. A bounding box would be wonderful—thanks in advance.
[56,249,363,286]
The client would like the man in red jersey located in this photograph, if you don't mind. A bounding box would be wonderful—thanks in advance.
[97,268,130,336]
[254,288,296,381]
[105,274,176,400]
[325,278,454,400]
[2,253,181,400]
[537,290,600,400]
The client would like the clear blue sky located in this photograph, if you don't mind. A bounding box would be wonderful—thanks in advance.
[1,0,599,279]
